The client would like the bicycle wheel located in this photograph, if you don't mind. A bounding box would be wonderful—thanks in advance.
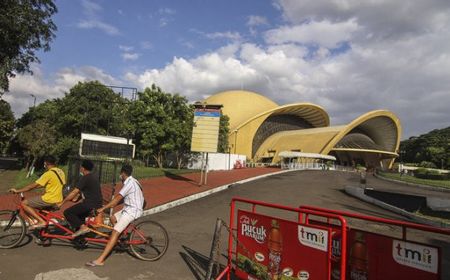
[0,210,27,249]
[128,220,169,261]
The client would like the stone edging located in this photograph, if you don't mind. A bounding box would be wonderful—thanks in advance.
[374,172,450,193]
[344,185,450,229]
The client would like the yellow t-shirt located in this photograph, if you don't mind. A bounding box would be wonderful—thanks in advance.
[35,167,66,204]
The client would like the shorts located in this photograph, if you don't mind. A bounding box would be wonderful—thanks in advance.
[27,196,56,209]
[113,210,135,233]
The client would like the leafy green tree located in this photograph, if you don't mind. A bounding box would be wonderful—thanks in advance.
[57,81,130,138]
[400,127,450,169]
[218,114,230,153]
[0,99,15,154]
[130,85,193,168]
[0,0,57,94]
[17,119,56,172]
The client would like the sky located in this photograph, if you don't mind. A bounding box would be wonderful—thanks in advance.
[3,0,450,139]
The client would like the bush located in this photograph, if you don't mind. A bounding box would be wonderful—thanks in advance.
[419,161,437,168]
[414,168,446,180]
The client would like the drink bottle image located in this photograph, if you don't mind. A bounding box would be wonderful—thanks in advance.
[331,231,342,280]
[348,231,369,280]
[268,219,282,280]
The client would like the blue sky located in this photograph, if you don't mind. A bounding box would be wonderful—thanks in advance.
[5,0,450,138]
[40,0,278,76]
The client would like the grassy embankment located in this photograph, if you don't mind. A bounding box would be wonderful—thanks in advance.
[377,171,450,189]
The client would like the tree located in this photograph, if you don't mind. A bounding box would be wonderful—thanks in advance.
[130,85,193,168]
[0,99,15,154]
[218,115,230,153]
[0,0,57,95]
[57,81,130,138]
[17,119,56,173]
[400,127,450,169]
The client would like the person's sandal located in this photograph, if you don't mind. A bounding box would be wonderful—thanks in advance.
[85,261,104,267]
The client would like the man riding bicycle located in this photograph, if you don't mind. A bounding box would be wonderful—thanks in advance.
[9,155,65,229]
[86,164,145,266]
[58,159,103,237]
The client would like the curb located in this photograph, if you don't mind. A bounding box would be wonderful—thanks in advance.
[142,169,295,216]
[344,185,450,229]
[374,172,450,193]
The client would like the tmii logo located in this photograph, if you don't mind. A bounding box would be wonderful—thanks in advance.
[298,226,328,252]
[392,240,438,274]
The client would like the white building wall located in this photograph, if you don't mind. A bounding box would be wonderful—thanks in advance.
[187,153,246,171]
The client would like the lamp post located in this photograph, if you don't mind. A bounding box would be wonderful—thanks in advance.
[30,94,36,107]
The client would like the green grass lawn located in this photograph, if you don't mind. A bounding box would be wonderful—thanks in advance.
[0,165,197,193]
[377,171,450,189]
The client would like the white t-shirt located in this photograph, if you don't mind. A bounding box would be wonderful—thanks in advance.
[119,176,144,219]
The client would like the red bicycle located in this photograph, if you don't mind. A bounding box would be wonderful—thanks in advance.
[0,193,169,261]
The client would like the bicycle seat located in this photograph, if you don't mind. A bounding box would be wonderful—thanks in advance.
[40,205,59,212]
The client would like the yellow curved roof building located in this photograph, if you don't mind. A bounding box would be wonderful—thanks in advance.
[204,90,401,169]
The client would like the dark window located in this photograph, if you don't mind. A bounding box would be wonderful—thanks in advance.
[81,140,134,159]
[252,114,312,157]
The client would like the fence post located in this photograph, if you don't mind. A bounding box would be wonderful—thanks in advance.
[206,218,223,280]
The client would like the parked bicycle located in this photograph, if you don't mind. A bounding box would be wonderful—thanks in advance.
[0,193,169,261]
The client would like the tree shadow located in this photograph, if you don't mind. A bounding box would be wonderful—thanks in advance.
[163,171,195,182]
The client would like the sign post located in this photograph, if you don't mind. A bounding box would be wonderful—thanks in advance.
[191,103,222,185]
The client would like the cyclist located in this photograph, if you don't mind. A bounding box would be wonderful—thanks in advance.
[9,155,65,229]
[86,164,144,266]
[58,159,103,237]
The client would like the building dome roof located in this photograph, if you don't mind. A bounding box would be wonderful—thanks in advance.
[204,90,278,130]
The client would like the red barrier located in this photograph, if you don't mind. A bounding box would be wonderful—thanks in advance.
[218,197,348,280]
[299,205,450,280]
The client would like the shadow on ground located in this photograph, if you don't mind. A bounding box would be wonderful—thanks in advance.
[179,245,210,280]
[163,171,195,182]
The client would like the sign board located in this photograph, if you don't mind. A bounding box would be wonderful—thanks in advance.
[191,108,221,153]
[80,133,135,159]
[325,226,440,280]
[236,210,331,280]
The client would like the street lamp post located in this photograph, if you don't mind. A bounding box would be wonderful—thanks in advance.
[30,94,36,107]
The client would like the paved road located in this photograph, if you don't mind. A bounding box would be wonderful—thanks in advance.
[0,170,448,280]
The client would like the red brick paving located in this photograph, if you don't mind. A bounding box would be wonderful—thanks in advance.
[0,167,280,213]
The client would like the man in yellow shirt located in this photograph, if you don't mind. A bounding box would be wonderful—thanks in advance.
[10,155,65,229]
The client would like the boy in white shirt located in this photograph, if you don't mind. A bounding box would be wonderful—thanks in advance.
[86,164,144,266]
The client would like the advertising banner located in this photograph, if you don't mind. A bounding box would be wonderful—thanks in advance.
[328,227,440,280]
[236,210,331,280]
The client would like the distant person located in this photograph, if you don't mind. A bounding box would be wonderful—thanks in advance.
[9,155,65,229]
[86,164,144,266]
[59,160,103,237]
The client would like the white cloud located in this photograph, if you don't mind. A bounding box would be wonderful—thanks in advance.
[77,20,120,35]
[6,1,450,139]
[205,31,242,41]
[247,15,269,27]
[119,45,134,52]
[247,15,269,36]
[157,7,176,27]
[122,53,140,61]
[265,19,359,48]
[77,0,120,35]
[140,41,153,50]
[4,65,119,117]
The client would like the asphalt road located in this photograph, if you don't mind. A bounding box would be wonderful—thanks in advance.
[0,170,448,280]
